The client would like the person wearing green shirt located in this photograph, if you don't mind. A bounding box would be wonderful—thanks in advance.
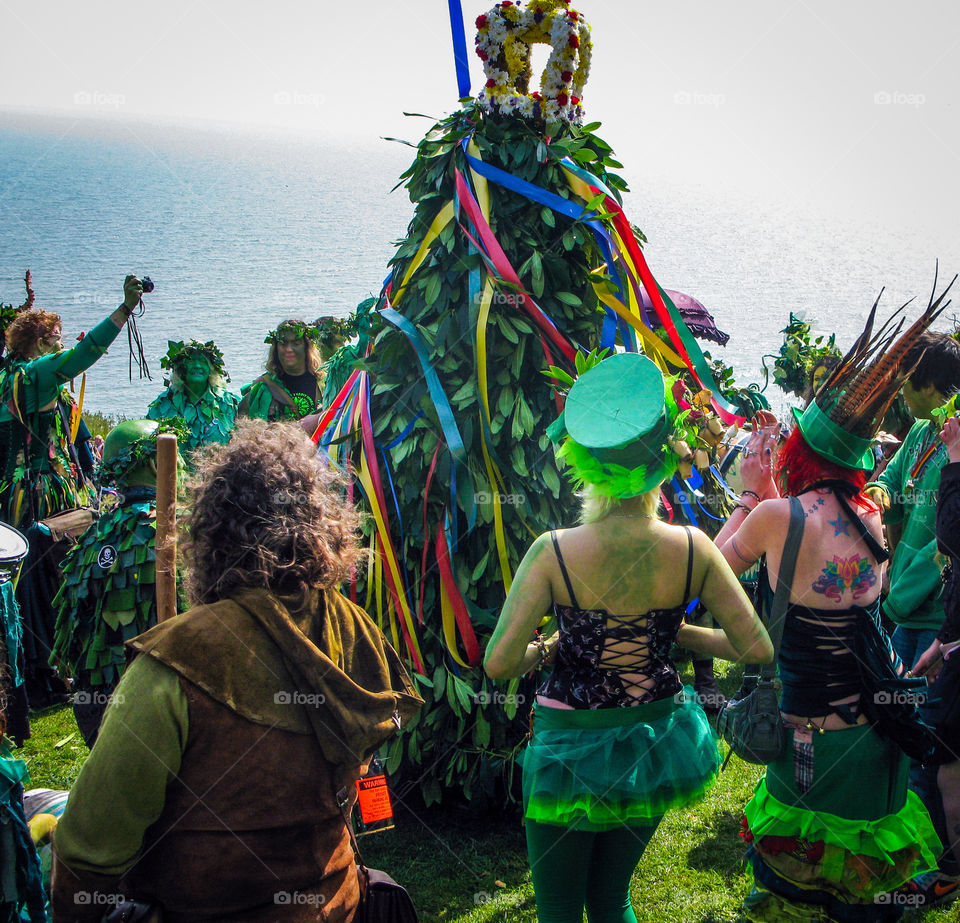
[238,319,324,424]
[0,275,144,527]
[0,276,146,710]
[51,421,422,921]
[866,330,960,844]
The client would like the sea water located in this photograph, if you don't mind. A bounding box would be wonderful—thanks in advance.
[0,113,954,420]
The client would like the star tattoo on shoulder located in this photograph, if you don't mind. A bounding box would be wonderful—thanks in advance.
[828,516,850,537]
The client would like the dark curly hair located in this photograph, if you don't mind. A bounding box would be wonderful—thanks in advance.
[4,309,60,360]
[181,419,365,603]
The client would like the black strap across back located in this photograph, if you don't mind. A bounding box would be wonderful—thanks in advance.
[549,526,694,611]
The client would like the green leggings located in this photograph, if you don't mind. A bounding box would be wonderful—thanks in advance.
[525,818,661,923]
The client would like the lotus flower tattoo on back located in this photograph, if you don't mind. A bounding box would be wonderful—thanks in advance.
[812,555,878,602]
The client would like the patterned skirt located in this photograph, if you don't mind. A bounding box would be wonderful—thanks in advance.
[742,723,940,921]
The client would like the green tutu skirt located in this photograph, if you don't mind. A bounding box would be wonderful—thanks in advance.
[743,723,941,903]
[522,688,721,831]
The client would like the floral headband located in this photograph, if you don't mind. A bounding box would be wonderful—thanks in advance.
[160,339,229,382]
[264,321,322,346]
[313,314,357,345]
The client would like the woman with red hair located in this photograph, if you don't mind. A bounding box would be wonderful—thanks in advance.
[715,295,950,922]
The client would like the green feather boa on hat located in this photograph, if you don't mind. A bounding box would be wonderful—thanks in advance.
[555,372,697,499]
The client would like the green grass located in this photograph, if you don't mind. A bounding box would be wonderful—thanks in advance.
[20,665,957,922]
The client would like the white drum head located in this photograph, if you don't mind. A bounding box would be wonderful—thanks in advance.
[0,522,29,562]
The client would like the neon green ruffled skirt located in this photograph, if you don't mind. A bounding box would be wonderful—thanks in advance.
[743,723,941,901]
[522,688,721,831]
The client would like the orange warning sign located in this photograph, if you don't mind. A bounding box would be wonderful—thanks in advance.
[356,774,393,824]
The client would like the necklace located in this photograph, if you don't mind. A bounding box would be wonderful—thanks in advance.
[606,513,653,520]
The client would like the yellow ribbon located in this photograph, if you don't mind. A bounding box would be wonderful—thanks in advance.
[364,531,376,613]
[476,279,513,593]
[391,201,455,308]
[69,373,86,443]
[352,391,425,670]
[439,574,471,668]
[467,142,516,594]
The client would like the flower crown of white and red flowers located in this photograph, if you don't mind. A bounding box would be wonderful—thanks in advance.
[475,0,592,123]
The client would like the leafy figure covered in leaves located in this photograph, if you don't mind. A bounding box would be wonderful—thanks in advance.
[147,340,239,458]
[51,419,185,747]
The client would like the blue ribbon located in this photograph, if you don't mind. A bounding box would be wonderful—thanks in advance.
[379,305,477,536]
[619,316,637,352]
[461,139,634,312]
[447,0,472,99]
[383,411,424,450]
[671,475,700,526]
[601,310,617,352]
[709,464,740,503]
[684,468,725,522]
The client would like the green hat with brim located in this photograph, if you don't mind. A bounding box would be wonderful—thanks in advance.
[791,403,875,471]
[548,353,674,497]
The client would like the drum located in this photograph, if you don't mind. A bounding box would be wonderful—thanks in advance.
[0,521,29,585]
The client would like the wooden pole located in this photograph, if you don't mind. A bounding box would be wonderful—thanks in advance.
[155,434,178,623]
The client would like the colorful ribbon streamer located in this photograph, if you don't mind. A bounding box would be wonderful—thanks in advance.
[447,0,472,100]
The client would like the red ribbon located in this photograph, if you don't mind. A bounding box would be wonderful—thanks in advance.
[435,522,482,667]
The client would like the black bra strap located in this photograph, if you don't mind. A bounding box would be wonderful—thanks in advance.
[682,526,694,603]
[550,531,580,608]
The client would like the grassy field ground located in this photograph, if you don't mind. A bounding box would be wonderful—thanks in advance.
[18,665,954,922]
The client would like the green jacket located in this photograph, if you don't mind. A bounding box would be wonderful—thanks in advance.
[238,372,321,422]
[869,419,947,630]
[0,315,121,422]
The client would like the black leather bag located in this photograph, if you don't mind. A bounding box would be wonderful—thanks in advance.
[854,605,939,764]
[354,867,419,923]
[716,497,804,765]
[338,788,420,923]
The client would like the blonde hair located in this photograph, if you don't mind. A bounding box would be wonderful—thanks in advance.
[578,483,662,524]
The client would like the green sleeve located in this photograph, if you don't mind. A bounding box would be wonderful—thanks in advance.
[53,654,188,875]
[882,534,943,623]
[29,316,122,393]
[240,380,272,420]
[868,421,923,526]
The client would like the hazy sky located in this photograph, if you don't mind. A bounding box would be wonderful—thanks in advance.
[1,0,958,244]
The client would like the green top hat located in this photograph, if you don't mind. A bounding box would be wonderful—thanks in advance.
[548,352,679,498]
[791,402,875,471]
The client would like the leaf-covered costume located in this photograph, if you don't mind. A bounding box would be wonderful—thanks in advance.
[0,315,120,527]
[239,372,322,422]
[146,386,239,455]
[0,741,45,923]
[51,489,159,695]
